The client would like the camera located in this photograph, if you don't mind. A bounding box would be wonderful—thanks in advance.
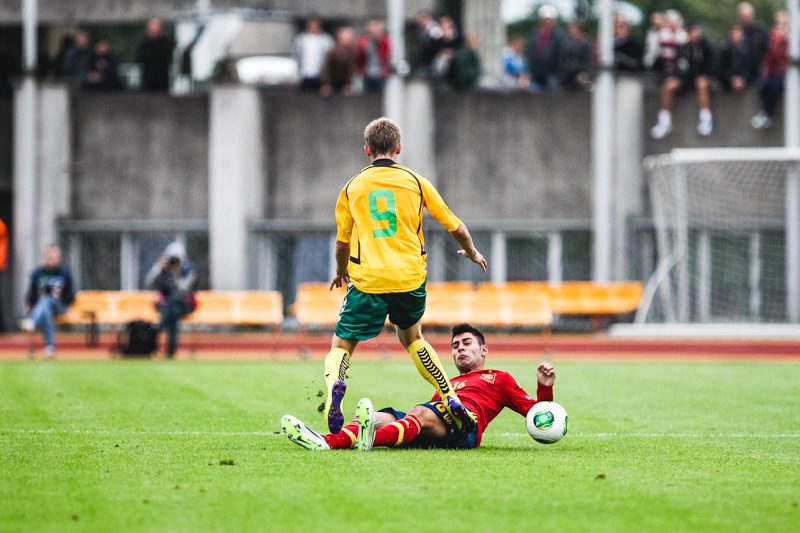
[167,256,181,267]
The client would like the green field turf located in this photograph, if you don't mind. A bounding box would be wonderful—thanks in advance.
[1,358,799,532]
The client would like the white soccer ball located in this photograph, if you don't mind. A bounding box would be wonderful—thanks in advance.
[526,401,569,444]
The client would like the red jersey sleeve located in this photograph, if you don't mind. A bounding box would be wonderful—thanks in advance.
[500,372,554,416]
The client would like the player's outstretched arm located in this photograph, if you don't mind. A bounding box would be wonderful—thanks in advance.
[538,361,555,387]
[450,224,488,273]
[330,241,351,289]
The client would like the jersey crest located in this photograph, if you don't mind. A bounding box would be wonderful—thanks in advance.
[480,372,496,384]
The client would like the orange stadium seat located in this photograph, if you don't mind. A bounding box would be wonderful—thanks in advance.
[424,290,473,325]
[59,291,117,325]
[294,283,346,327]
[237,291,284,326]
[468,292,512,327]
[507,291,552,327]
[186,292,235,325]
[116,291,160,323]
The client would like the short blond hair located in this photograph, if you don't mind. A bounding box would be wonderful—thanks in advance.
[364,117,401,156]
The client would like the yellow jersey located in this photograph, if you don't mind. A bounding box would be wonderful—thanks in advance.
[335,159,462,293]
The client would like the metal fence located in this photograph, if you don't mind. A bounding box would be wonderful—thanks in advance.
[57,218,658,317]
[58,219,210,291]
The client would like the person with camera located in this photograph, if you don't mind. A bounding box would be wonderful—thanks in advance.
[145,242,197,358]
[19,244,75,358]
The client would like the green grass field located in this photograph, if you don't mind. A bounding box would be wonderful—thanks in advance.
[1,358,799,532]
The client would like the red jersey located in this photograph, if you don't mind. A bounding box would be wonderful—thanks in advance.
[431,369,553,446]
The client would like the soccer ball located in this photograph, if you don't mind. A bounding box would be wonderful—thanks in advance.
[526,402,569,444]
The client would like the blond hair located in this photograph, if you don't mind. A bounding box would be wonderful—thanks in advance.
[364,117,401,156]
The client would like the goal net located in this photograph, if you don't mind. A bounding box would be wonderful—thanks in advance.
[637,148,800,325]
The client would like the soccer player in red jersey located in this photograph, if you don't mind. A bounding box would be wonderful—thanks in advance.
[281,323,556,451]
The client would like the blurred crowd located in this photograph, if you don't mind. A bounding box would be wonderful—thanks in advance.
[292,11,482,94]
[54,18,173,92]
[498,2,791,138]
[3,2,794,136]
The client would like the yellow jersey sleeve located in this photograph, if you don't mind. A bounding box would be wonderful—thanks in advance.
[420,177,462,232]
[335,184,354,243]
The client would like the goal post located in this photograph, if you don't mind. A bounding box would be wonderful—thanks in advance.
[635,147,800,325]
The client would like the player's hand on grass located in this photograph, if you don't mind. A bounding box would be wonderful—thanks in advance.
[537,361,555,387]
[457,248,488,273]
[330,272,350,290]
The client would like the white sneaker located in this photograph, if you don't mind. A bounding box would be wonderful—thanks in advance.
[697,117,713,136]
[44,346,56,359]
[18,318,34,333]
[355,398,376,451]
[650,121,672,140]
[281,415,330,451]
[751,112,772,129]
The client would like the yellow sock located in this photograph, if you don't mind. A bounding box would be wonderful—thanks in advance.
[323,347,350,411]
[406,339,455,398]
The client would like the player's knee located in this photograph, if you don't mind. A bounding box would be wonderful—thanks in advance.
[407,405,436,426]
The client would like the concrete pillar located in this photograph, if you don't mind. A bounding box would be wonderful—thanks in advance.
[402,79,436,181]
[13,82,72,307]
[38,82,72,248]
[462,0,504,80]
[209,85,264,290]
[13,78,38,313]
[613,74,645,280]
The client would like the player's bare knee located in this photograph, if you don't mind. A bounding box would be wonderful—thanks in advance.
[408,405,438,427]
[374,411,396,430]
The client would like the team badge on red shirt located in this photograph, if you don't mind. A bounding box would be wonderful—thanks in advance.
[480,372,496,384]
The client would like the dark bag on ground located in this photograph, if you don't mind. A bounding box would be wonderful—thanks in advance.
[115,320,158,357]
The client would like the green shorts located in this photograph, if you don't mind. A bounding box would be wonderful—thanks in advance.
[334,281,427,341]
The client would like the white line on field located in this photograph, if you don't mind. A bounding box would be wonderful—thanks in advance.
[499,432,800,438]
[2,428,800,438]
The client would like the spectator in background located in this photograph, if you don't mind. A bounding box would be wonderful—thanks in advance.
[83,39,122,91]
[320,27,359,97]
[752,11,789,129]
[137,18,174,92]
[650,22,716,140]
[61,30,92,85]
[146,242,197,358]
[293,15,334,92]
[718,25,751,92]
[412,10,442,74]
[501,37,529,89]
[613,13,643,71]
[651,10,687,76]
[52,35,74,78]
[560,21,592,90]
[447,32,482,91]
[737,2,769,84]
[358,19,391,93]
[643,12,664,70]
[18,244,75,358]
[429,16,462,80]
[525,4,564,91]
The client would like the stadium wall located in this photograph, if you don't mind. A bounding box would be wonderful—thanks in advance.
[643,87,784,154]
[5,77,783,312]
[262,92,382,221]
[436,90,593,219]
[71,92,209,219]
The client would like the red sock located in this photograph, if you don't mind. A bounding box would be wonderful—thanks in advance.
[374,415,422,447]
[324,424,358,449]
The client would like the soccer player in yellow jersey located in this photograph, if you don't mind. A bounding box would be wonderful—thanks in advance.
[323,116,488,434]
